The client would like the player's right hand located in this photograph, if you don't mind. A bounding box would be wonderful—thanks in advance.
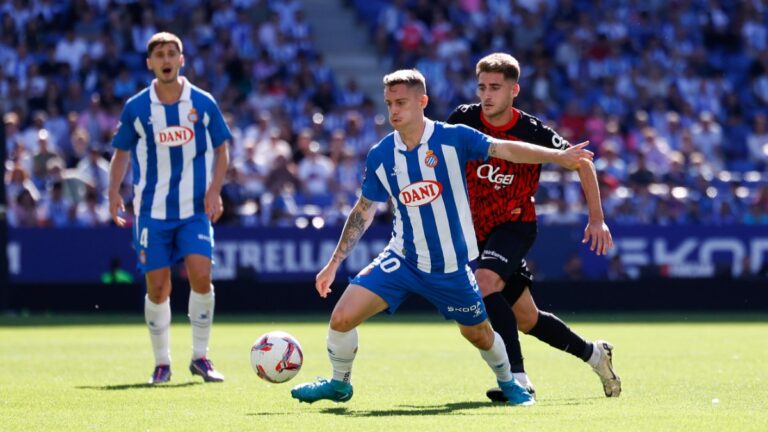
[558,141,593,170]
[109,190,126,227]
[315,261,339,298]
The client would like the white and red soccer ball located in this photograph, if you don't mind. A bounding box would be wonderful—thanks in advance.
[250,331,303,383]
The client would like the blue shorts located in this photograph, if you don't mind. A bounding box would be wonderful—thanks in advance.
[134,214,214,273]
[349,249,487,326]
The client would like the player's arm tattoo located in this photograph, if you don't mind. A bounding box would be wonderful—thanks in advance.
[331,197,375,264]
[488,141,499,157]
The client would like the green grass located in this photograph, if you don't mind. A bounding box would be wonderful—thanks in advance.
[2,313,767,432]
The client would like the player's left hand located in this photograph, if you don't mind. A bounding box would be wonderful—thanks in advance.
[558,141,593,170]
[204,190,224,223]
[582,220,613,256]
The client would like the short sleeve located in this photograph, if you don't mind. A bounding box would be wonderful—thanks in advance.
[112,105,138,150]
[455,124,492,162]
[206,101,233,148]
[360,151,389,203]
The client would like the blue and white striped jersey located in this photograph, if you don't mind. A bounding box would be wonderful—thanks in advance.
[112,77,232,220]
[361,119,492,273]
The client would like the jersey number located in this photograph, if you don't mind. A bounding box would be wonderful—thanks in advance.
[139,228,149,248]
[377,251,401,273]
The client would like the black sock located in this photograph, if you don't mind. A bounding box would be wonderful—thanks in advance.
[527,311,593,362]
[483,292,525,373]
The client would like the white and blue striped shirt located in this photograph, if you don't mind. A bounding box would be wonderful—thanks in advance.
[112,77,232,220]
[361,119,492,273]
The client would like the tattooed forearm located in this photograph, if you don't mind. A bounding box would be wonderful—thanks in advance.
[488,141,498,157]
[331,197,374,263]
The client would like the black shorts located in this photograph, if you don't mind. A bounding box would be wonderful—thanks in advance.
[477,221,537,304]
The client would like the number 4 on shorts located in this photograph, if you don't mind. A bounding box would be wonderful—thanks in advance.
[140,227,149,248]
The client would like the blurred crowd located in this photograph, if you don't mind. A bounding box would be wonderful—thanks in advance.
[3,0,768,229]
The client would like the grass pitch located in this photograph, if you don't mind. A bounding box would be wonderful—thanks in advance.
[1,313,767,432]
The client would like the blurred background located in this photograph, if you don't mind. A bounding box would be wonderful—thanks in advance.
[1,0,767,312]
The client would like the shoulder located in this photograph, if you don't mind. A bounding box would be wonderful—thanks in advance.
[435,121,474,137]
[366,133,394,161]
[123,87,151,113]
[515,109,567,143]
[446,103,481,124]
[189,82,220,107]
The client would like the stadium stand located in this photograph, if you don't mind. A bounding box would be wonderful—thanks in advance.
[3,0,767,228]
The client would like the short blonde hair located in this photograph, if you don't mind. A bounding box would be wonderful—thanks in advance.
[147,32,183,56]
[476,53,520,81]
[383,69,426,95]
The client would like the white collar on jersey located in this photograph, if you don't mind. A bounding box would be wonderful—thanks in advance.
[393,118,435,151]
[149,76,192,104]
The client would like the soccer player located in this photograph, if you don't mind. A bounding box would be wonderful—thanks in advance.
[290,69,593,406]
[108,32,231,384]
[446,53,621,400]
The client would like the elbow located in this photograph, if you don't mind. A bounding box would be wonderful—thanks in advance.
[577,157,594,173]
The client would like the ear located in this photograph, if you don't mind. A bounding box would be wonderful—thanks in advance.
[512,82,520,98]
[146,57,151,71]
[179,53,185,68]
[420,94,429,109]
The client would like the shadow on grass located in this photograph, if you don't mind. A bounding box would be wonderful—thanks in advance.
[77,382,201,391]
[319,401,494,417]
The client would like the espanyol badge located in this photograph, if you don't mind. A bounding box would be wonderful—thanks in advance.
[188,107,199,123]
[424,150,438,168]
[139,249,147,265]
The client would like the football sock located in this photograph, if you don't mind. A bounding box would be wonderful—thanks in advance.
[587,342,601,368]
[528,311,592,361]
[514,372,532,388]
[189,288,215,360]
[327,327,358,384]
[484,292,525,373]
[479,332,514,383]
[145,295,171,366]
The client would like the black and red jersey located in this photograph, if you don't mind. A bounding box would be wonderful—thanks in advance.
[446,103,569,242]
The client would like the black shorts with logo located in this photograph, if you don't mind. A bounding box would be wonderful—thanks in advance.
[477,221,537,304]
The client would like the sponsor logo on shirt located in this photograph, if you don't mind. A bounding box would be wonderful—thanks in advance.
[398,180,443,207]
[155,126,195,147]
[476,164,514,186]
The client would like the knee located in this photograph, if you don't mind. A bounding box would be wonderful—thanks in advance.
[462,324,494,350]
[475,270,504,297]
[517,308,539,334]
[146,283,169,304]
[188,268,212,289]
[329,310,357,333]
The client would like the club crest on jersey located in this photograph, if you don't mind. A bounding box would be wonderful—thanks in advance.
[155,126,194,147]
[424,150,439,168]
[398,180,443,207]
[188,107,199,123]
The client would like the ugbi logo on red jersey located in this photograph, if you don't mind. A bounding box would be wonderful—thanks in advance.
[155,126,194,147]
[398,180,443,207]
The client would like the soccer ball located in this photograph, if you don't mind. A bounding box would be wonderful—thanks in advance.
[250,331,304,383]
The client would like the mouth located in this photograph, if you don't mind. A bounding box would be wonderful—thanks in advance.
[162,67,172,75]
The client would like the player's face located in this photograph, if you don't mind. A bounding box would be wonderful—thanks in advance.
[384,84,427,131]
[476,72,519,118]
[146,43,184,84]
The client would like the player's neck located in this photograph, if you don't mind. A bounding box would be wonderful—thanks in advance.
[154,76,184,104]
[483,105,515,127]
[398,118,426,150]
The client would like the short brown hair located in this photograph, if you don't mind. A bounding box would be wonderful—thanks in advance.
[476,53,520,81]
[147,32,183,56]
[383,69,427,95]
